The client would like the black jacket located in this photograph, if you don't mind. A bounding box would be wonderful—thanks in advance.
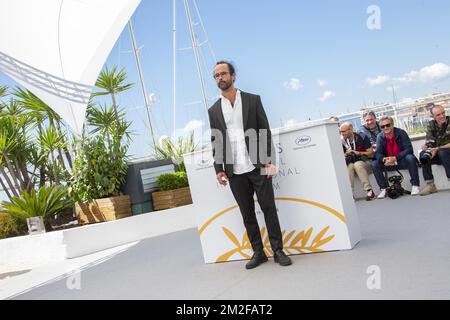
[208,91,276,177]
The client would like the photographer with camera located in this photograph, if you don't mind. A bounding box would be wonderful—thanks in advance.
[419,104,450,196]
[372,116,421,198]
[340,122,376,200]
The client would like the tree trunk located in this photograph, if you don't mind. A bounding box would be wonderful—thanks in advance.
[56,120,73,168]
[111,92,121,142]
[0,175,12,200]
[17,157,31,191]
[37,122,46,187]
[50,151,59,185]
[0,165,19,198]
[3,155,22,194]
[13,158,27,191]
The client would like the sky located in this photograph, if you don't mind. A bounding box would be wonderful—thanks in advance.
[1,0,450,159]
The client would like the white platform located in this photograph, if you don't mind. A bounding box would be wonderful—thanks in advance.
[0,204,196,274]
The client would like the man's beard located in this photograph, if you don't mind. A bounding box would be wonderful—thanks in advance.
[218,80,232,91]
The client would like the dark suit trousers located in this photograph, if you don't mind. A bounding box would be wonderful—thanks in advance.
[228,168,283,254]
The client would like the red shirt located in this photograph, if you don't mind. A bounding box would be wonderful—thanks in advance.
[385,133,401,157]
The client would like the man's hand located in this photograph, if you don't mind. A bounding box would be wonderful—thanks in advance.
[383,156,397,166]
[264,164,277,178]
[216,172,228,186]
[431,147,439,159]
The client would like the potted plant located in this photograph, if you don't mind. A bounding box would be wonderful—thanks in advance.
[0,185,74,235]
[68,66,135,224]
[69,134,131,224]
[151,171,192,210]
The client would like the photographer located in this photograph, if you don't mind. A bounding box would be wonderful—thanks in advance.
[358,111,381,152]
[419,104,450,195]
[372,116,421,198]
[340,122,376,200]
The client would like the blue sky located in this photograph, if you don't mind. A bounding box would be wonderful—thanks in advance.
[1,0,450,159]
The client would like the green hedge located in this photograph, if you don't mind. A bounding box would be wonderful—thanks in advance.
[0,213,27,239]
[156,172,189,191]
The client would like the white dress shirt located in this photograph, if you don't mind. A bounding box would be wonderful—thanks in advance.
[221,90,255,174]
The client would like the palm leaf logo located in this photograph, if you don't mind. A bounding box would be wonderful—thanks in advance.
[216,226,335,262]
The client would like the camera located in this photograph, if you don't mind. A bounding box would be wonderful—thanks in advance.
[419,140,436,165]
[386,175,405,199]
[345,152,360,165]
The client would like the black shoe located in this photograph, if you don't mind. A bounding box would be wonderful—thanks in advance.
[245,252,268,269]
[365,189,376,201]
[273,250,292,266]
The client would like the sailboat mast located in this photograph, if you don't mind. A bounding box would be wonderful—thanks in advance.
[173,0,177,135]
[128,20,157,148]
[183,0,209,122]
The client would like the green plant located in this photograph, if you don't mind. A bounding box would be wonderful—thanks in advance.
[93,65,134,135]
[0,213,27,239]
[156,172,189,191]
[153,131,198,172]
[0,185,74,220]
[69,135,128,203]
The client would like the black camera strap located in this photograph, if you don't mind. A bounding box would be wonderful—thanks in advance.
[383,168,403,185]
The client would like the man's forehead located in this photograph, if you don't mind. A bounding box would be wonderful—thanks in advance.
[215,64,228,71]
[432,107,444,115]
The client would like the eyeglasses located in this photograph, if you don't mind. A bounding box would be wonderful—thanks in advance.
[213,71,230,79]
[380,123,392,129]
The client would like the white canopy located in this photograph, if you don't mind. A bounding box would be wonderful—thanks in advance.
[0,0,141,135]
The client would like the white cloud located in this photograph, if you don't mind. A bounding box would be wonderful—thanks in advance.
[319,91,336,102]
[317,79,328,87]
[395,63,450,84]
[283,78,303,91]
[183,119,204,132]
[366,75,390,87]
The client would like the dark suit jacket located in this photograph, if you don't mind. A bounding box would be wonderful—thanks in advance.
[208,91,276,177]
[375,127,414,161]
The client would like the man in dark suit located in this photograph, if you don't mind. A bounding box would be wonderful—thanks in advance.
[208,61,292,269]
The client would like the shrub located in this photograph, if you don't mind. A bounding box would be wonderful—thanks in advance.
[69,136,128,203]
[156,172,189,191]
[0,213,27,239]
[0,185,74,220]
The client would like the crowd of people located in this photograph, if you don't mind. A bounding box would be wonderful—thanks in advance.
[334,103,450,200]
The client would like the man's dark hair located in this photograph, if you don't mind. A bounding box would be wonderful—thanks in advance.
[214,60,236,76]
[362,111,377,120]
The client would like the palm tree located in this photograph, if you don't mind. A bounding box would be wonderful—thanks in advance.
[0,85,8,101]
[93,65,134,139]
[13,88,73,177]
[38,126,65,184]
[153,131,198,172]
[86,102,134,145]
[0,115,31,199]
